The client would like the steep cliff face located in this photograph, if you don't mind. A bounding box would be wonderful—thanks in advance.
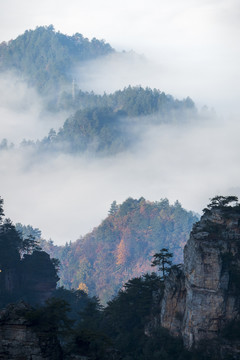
[156,201,240,357]
[0,302,62,360]
[182,208,240,349]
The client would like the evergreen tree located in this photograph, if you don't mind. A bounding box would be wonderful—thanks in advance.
[108,200,118,215]
[0,197,60,307]
[0,197,4,223]
[207,195,238,209]
[151,248,173,280]
[0,218,21,268]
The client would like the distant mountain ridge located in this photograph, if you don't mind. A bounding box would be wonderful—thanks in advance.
[59,84,195,114]
[0,25,198,155]
[23,86,196,155]
[0,25,114,97]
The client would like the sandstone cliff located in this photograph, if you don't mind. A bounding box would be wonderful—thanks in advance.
[149,198,240,358]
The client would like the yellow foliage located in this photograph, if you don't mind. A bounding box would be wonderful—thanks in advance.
[77,282,88,294]
[116,238,128,265]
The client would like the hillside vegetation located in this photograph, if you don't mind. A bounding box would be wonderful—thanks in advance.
[29,86,196,154]
[34,197,198,303]
[59,84,195,113]
[12,198,239,360]
[0,198,59,307]
[0,25,113,98]
[0,26,197,154]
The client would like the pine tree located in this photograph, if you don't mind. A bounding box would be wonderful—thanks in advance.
[151,248,173,280]
[0,197,4,224]
[108,200,118,215]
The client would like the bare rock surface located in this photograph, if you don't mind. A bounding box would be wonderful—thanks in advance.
[153,202,240,358]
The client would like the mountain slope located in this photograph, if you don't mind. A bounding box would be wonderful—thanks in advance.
[59,84,195,114]
[33,86,196,155]
[39,197,198,303]
[0,25,113,97]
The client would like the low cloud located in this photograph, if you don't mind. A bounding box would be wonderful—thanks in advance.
[1,110,240,245]
[0,0,240,245]
[0,72,68,144]
[74,52,156,95]
[73,45,240,119]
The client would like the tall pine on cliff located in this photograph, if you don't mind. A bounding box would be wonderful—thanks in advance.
[38,197,198,303]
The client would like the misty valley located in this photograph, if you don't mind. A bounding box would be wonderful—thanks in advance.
[0,25,240,360]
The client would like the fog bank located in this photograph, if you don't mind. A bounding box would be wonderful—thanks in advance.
[1,111,240,245]
[0,0,240,244]
[0,72,68,144]
[1,0,240,114]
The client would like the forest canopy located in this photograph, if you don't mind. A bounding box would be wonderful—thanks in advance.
[40,197,198,303]
[0,197,59,306]
[0,25,113,97]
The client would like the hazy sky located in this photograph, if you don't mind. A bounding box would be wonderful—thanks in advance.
[0,0,240,244]
[1,0,240,111]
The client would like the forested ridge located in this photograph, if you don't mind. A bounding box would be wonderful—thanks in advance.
[0,25,113,97]
[24,86,196,154]
[59,83,195,113]
[17,197,198,303]
[0,26,197,155]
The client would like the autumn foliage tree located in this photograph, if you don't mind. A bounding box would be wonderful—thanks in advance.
[40,197,198,303]
[116,238,128,266]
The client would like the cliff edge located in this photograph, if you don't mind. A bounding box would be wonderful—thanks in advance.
[152,196,240,358]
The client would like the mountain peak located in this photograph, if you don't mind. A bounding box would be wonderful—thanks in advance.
[0,26,114,95]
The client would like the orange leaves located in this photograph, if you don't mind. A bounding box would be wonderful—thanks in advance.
[40,197,198,303]
[77,282,89,294]
[116,238,128,266]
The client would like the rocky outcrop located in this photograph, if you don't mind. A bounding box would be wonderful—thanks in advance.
[181,208,240,350]
[150,201,240,358]
[0,251,59,307]
[20,251,59,305]
[160,265,186,336]
[0,302,62,360]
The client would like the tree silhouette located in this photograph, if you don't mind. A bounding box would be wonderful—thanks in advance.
[207,196,238,209]
[116,238,128,265]
[151,248,173,280]
[0,197,4,224]
[108,200,118,215]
